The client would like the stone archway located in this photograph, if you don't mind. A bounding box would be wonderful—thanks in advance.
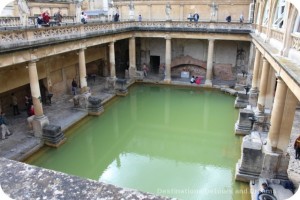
[170,55,207,78]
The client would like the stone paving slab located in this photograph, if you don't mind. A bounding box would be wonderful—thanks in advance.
[0,157,174,200]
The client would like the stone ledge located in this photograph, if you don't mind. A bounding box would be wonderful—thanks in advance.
[0,157,174,200]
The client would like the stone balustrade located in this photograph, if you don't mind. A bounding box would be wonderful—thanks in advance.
[291,33,300,51]
[0,20,252,51]
[271,28,284,42]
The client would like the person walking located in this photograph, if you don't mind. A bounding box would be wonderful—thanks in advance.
[138,14,142,22]
[294,135,300,159]
[226,15,232,22]
[0,112,11,140]
[11,93,20,115]
[42,10,50,25]
[239,13,244,23]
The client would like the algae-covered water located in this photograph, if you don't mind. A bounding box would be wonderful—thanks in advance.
[27,85,250,200]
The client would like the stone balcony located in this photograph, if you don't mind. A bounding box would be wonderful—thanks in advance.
[0,19,253,52]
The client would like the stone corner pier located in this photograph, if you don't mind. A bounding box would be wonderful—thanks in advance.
[0,157,174,200]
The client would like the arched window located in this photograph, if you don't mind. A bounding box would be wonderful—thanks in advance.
[294,12,300,33]
[262,0,271,25]
[273,0,286,28]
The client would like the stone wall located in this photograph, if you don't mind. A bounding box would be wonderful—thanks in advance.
[0,157,172,200]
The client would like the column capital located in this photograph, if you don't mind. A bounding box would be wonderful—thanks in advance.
[165,36,171,40]
[208,38,215,43]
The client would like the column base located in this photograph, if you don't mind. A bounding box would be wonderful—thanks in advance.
[32,115,49,138]
[249,88,259,107]
[253,110,271,133]
[128,67,136,79]
[204,80,212,87]
[87,96,104,116]
[80,86,90,94]
[164,78,171,84]
[261,145,289,180]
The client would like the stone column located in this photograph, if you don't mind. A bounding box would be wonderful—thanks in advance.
[249,48,261,107]
[78,48,88,92]
[148,4,152,21]
[256,58,270,114]
[129,36,136,79]
[265,67,276,110]
[205,39,215,86]
[109,42,116,78]
[277,89,298,152]
[267,78,287,151]
[164,36,171,83]
[179,4,184,21]
[28,60,49,138]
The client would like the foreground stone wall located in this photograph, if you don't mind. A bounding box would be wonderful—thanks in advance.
[0,157,173,200]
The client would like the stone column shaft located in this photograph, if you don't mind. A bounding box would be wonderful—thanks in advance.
[257,58,270,112]
[205,39,215,86]
[79,48,87,89]
[250,49,261,92]
[28,61,43,117]
[129,37,136,78]
[164,37,171,83]
[268,78,287,150]
[277,89,298,152]
[109,42,116,78]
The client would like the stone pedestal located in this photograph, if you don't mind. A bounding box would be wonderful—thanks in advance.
[253,110,271,133]
[87,96,104,116]
[234,92,249,108]
[235,132,263,182]
[115,79,128,96]
[32,115,49,138]
[128,67,136,79]
[43,124,66,147]
[235,108,254,135]
[73,92,91,109]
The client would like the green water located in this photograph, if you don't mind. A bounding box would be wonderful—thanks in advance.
[27,85,250,200]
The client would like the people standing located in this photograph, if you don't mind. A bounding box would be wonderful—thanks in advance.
[239,13,244,23]
[72,79,78,95]
[114,13,120,22]
[193,12,199,22]
[143,63,148,77]
[42,10,50,25]
[294,135,300,160]
[54,9,63,25]
[80,12,87,24]
[0,112,11,140]
[226,15,232,22]
[11,93,20,115]
[138,14,142,22]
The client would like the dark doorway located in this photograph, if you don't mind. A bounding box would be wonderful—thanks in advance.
[150,56,160,74]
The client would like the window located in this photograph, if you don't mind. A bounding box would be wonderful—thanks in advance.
[294,13,300,33]
[273,0,286,29]
[262,0,270,25]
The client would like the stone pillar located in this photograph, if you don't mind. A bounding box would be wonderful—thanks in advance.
[205,39,214,86]
[148,4,152,21]
[256,58,270,114]
[277,89,298,152]
[179,4,184,21]
[164,36,171,83]
[28,60,49,138]
[267,78,287,151]
[129,36,136,79]
[109,42,116,78]
[249,48,261,107]
[265,67,276,110]
[78,48,88,92]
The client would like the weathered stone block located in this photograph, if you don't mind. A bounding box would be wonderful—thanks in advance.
[87,96,104,116]
[235,108,254,135]
[213,64,234,80]
[42,124,65,145]
[234,92,249,108]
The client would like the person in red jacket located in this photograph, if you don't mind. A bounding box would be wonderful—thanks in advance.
[42,10,50,25]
